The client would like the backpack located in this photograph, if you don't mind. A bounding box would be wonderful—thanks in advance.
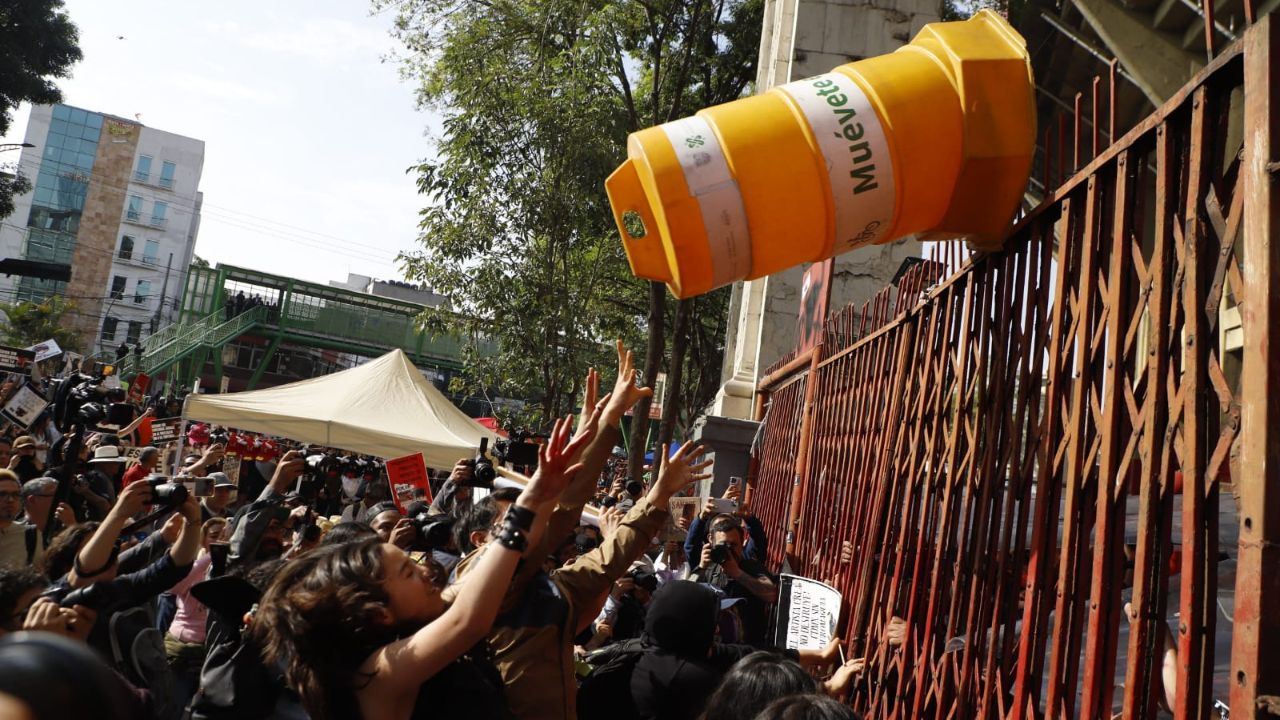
[576,638,648,720]
[24,524,37,566]
[108,603,178,720]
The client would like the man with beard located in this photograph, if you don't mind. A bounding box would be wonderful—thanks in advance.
[227,453,305,564]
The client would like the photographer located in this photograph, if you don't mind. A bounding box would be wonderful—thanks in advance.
[76,445,124,521]
[684,483,768,567]
[226,451,305,565]
[19,477,75,561]
[9,436,44,483]
[690,514,778,646]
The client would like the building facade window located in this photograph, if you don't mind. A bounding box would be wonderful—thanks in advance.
[126,321,143,344]
[135,155,152,182]
[110,275,126,300]
[159,161,175,189]
[101,317,119,341]
[118,235,134,260]
[126,195,143,221]
[150,201,167,227]
[135,280,151,304]
[143,239,159,264]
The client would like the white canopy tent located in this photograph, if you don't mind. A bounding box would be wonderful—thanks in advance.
[183,349,496,468]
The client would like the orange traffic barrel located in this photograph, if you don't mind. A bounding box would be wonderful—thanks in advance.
[606,9,1036,298]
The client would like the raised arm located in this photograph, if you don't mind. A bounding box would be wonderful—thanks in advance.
[69,480,154,586]
[556,441,711,615]
[363,415,592,693]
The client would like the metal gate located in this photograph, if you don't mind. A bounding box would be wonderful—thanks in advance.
[747,16,1278,719]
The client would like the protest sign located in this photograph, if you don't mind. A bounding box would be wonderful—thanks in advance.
[774,574,843,651]
[0,384,48,429]
[127,373,150,404]
[149,417,182,446]
[0,346,35,375]
[122,446,145,462]
[664,496,702,542]
[386,452,432,511]
[26,339,62,364]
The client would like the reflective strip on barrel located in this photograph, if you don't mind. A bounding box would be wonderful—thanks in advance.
[777,72,896,252]
[659,116,753,288]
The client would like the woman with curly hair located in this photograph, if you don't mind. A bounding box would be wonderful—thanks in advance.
[253,414,597,720]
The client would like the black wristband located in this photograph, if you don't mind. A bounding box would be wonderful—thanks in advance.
[495,526,529,552]
[505,505,535,532]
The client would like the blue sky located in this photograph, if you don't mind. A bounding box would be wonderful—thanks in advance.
[1,0,438,285]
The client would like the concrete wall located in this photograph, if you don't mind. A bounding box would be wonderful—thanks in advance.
[99,123,205,352]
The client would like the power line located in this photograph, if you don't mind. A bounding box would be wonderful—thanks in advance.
[7,153,412,262]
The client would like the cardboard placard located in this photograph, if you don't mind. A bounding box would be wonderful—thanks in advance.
[774,574,843,651]
[0,384,48,429]
[222,456,241,484]
[149,417,182,446]
[0,346,35,375]
[665,496,702,542]
[127,373,150,404]
[386,452,432,511]
[122,446,145,462]
[60,352,84,377]
[26,339,62,364]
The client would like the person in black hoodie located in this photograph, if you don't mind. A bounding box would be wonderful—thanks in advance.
[629,581,847,720]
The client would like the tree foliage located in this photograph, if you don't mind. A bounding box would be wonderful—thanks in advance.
[378,0,761,442]
[0,0,81,220]
[0,296,83,352]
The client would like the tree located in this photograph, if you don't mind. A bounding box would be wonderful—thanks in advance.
[379,0,760,472]
[0,0,82,220]
[0,296,83,352]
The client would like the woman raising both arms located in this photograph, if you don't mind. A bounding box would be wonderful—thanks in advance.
[253,412,599,720]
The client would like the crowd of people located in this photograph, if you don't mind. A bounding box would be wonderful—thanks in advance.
[0,343,871,720]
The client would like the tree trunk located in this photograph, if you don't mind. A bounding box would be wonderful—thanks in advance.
[628,281,667,485]
[654,298,691,480]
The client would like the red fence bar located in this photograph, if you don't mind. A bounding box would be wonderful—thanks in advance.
[1232,14,1280,717]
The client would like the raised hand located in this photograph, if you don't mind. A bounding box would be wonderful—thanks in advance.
[520,415,596,506]
[603,340,653,424]
[576,369,600,436]
[647,441,712,506]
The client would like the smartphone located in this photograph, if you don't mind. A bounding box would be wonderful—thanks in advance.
[708,497,739,515]
[729,477,741,487]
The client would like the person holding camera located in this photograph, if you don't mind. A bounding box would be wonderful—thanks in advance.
[226,451,307,565]
[690,514,778,646]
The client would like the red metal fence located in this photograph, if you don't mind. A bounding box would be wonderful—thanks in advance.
[748,16,1278,719]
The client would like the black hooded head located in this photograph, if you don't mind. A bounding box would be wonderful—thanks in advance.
[643,580,719,658]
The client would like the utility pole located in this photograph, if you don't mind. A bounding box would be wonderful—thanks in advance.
[153,253,172,333]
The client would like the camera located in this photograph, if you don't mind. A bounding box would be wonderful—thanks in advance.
[470,432,547,487]
[409,511,455,550]
[49,371,113,432]
[148,476,189,508]
[709,542,732,565]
